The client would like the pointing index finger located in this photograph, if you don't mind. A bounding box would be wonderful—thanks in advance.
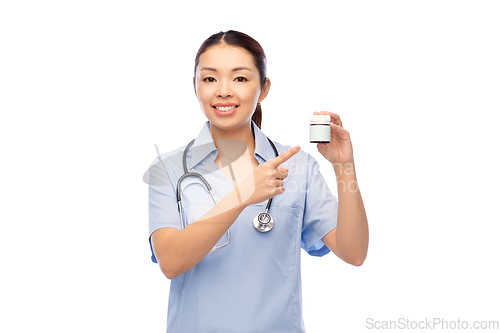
[268,145,301,168]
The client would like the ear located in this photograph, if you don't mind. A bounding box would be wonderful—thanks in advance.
[257,78,271,103]
[193,77,198,97]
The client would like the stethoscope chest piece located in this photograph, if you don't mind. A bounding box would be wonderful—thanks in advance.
[253,212,274,232]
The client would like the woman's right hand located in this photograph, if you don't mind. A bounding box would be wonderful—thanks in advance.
[238,145,301,206]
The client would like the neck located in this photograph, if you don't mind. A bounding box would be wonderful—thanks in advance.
[210,120,255,162]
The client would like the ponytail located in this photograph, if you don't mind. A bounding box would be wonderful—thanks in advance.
[252,102,262,129]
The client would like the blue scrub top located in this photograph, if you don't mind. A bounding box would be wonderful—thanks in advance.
[147,120,338,333]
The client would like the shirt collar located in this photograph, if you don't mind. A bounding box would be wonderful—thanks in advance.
[189,120,277,169]
[252,121,278,163]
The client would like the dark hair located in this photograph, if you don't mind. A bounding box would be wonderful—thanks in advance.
[194,30,267,129]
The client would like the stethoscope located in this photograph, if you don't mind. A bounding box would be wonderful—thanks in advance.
[164,126,279,252]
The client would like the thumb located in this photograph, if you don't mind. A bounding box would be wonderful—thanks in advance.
[317,143,327,155]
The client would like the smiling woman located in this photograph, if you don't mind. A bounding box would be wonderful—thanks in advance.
[194,44,270,148]
[147,30,368,333]
[194,31,269,129]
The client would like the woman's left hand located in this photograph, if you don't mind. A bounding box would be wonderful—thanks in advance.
[313,111,354,165]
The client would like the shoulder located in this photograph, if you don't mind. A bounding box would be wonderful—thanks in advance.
[144,143,188,187]
[148,144,187,168]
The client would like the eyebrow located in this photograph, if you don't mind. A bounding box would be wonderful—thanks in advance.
[200,66,252,72]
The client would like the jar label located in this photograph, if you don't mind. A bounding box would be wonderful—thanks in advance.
[309,124,330,142]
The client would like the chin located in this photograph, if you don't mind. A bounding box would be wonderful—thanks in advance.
[208,116,252,130]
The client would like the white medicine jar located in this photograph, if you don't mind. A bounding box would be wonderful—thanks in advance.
[309,115,331,143]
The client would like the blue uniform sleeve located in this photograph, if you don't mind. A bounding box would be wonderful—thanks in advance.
[301,154,338,257]
[144,155,182,263]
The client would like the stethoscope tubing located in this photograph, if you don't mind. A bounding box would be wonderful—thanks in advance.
[175,131,279,251]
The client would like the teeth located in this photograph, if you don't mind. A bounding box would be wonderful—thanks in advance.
[215,105,237,111]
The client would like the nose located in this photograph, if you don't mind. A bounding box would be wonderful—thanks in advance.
[217,80,233,98]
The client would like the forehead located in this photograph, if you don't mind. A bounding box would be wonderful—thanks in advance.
[198,44,256,71]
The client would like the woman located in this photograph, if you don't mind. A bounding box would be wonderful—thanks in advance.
[147,30,368,332]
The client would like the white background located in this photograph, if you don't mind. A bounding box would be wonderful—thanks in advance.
[1,1,499,332]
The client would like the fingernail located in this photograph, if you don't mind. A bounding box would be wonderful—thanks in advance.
[295,145,301,151]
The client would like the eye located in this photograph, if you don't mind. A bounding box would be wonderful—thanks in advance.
[203,77,216,83]
[235,77,248,82]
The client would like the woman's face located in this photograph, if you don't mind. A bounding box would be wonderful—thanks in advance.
[194,44,270,131]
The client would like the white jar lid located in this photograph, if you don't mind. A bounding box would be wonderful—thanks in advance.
[310,115,331,125]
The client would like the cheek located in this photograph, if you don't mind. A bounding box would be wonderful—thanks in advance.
[197,88,214,108]
[239,86,260,103]
[198,100,208,116]
[195,86,209,113]
[196,85,208,101]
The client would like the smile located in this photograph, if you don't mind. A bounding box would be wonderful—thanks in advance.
[212,104,238,116]
[213,105,238,111]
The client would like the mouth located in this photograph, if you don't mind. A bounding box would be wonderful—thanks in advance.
[212,104,239,116]
[212,104,239,112]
